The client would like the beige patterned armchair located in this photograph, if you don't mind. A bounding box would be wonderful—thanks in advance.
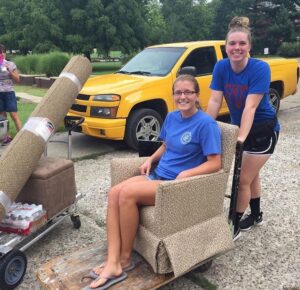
[111,122,238,277]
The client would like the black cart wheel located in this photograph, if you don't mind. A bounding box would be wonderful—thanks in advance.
[194,260,213,273]
[0,250,27,290]
[71,214,81,229]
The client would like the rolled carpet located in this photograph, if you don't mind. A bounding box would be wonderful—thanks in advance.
[0,55,91,220]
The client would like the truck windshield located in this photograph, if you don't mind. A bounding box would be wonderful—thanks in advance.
[118,47,186,76]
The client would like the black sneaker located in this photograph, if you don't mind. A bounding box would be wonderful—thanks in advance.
[240,212,263,231]
[233,227,241,241]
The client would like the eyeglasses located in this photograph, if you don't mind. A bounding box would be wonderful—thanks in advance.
[173,90,196,97]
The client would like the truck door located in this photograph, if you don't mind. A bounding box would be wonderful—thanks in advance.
[180,46,217,112]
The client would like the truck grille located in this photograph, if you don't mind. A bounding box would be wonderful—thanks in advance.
[77,94,90,100]
[70,104,87,112]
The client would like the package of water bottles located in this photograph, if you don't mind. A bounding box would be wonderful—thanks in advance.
[0,202,47,235]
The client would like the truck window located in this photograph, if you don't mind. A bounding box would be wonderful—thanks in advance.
[221,45,228,58]
[121,47,186,76]
[181,47,217,76]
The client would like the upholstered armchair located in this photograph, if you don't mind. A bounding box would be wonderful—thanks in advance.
[110,122,238,277]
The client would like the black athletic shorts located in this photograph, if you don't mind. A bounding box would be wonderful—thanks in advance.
[244,118,279,155]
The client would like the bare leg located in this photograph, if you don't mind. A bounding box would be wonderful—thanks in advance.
[90,176,159,288]
[119,180,159,264]
[250,174,261,199]
[236,153,271,213]
[9,112,22,131]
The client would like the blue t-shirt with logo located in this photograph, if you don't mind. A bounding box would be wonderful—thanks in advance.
[155,110,221,180]
[210,58,279,131]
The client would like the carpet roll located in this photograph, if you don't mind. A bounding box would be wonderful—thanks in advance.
[0,56,91,220]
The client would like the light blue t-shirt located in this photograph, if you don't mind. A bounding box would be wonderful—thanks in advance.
[155,110,221,180]
[210,58,279,131]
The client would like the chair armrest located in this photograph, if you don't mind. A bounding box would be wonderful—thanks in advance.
[111,157,147,186]
[154,170,229,237]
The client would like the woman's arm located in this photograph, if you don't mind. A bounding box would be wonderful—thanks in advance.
[206,90,223,119]
[176,154,222,179]
[140,143,166,175]
[7,66,20,82]
[238,93,263,142]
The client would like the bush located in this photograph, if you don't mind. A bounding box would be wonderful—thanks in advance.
[36,52,70,77]
[277,42,300,57]
[92,62,122,72]
[14,54,42,74]
[14,52,71,77]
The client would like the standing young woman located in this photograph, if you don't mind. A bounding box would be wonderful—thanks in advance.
[207,16,280,239]
[84,74,222,290]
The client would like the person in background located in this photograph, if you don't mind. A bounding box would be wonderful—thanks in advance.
[0,44,22,146]
[206,16,280,240]
[84,74,222,290]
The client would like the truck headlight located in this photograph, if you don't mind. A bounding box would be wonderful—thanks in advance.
[90,106,118,118]
[93,94,120,101]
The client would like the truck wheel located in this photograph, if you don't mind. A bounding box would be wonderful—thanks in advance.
[125,109,163,150]
[0,250,27,290]
[269,88,280,113]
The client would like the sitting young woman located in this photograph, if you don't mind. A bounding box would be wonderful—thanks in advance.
[84,74,222,290]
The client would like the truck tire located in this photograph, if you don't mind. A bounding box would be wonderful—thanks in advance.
[125,109,163,150]
[269,88,280,113]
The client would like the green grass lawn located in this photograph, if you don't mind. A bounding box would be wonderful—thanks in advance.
[14,84,47,97]
[7,101,65,137]
[7,102,37,137]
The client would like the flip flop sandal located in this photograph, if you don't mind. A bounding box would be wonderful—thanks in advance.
[81,271,128,290]
[81,262,106,281]
[82,261,135,281]
[123,260,135,272]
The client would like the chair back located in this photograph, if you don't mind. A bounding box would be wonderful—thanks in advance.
[217,121,239,172]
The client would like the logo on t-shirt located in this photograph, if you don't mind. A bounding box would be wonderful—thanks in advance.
[181,131,192,144]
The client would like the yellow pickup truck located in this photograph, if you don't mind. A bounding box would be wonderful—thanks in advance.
[69,41,299,149]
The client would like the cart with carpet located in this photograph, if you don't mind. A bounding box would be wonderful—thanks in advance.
[0,116,84,290]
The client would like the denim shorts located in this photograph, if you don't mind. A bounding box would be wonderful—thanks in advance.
[0,91,18,112]
[145,170,173,181]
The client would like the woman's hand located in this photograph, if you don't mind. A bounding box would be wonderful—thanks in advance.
[139,158,152,176]
[176,170,190,180]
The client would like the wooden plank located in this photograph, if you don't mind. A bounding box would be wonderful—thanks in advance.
[37,243,174,290]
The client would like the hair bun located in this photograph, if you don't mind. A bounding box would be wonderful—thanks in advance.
[228,16,250,30]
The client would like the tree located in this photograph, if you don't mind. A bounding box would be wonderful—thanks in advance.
[144,0,167,44]
[161,0,213,42]
[59,0,110,56]
[0,0,33,54]
[210,0,300,54]
[100,0,150,54]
